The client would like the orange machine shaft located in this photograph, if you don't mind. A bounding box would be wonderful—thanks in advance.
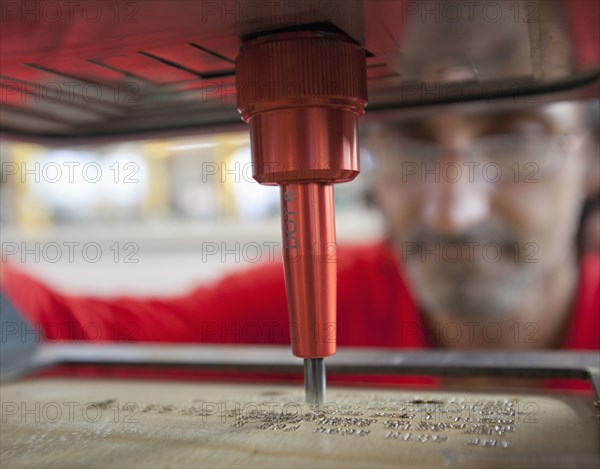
[280,181,336,358]
[235,31,368,360]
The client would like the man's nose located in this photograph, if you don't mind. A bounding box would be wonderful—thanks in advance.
[421,145,491,235]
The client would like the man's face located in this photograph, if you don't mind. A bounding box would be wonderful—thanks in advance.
[370,101,594,320]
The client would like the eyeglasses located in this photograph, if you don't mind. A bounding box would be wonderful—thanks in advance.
[376,133,582,185]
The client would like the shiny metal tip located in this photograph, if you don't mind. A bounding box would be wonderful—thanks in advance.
[304,358,326,404]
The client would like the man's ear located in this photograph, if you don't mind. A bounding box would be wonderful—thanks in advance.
[583,135,600,197]
[582,100,600,197]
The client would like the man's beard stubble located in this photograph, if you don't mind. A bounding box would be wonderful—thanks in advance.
[394,223,541,320]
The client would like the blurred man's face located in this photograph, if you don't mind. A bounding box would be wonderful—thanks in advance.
[370,101,594,320]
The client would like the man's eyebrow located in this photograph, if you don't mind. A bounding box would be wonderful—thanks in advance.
[474,110,554,132]
[382,108,555,136]
[387,120,434,137]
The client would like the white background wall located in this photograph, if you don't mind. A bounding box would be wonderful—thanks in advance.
[2,210,384,297]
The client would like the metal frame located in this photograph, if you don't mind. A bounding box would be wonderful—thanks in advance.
[6,343,598,398]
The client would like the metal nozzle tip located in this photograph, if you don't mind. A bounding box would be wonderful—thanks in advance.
[304,358,326,404]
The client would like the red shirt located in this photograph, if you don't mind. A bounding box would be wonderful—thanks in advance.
[2,241,599,350]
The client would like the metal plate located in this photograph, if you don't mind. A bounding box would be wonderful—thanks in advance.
[1,378,598,468]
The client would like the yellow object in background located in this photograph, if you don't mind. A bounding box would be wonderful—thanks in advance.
[141,141,171,219]
[6,143,52,230]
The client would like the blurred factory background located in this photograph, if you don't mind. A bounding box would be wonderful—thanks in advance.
[0,132,384,296]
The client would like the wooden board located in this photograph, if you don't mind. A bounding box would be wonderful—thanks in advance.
[1,378,599,468]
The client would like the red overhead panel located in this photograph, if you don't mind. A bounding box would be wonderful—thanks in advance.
[0,0,598,141]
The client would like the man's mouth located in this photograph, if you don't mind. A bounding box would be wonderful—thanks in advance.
[400,238,520,266]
